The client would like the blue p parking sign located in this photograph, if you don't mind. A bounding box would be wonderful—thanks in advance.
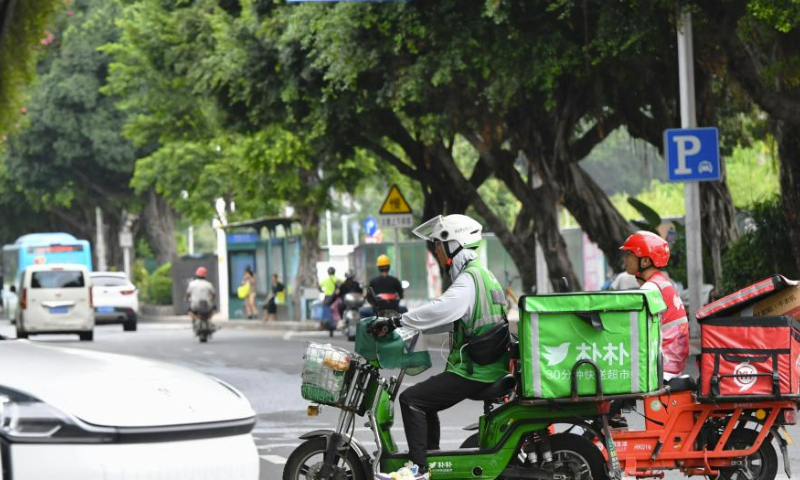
[664,127,720,182]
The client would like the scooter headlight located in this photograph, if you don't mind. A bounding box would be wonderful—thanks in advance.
[0,387,115,443]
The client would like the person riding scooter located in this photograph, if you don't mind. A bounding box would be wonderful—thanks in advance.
[608,231,690,427]
[185,266,216,324]
[369,214,509,480]
[360,254,406,318]
[336,270,362,319]
[621,231,689,380]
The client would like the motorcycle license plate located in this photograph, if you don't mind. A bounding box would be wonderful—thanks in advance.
[50,306,68,314]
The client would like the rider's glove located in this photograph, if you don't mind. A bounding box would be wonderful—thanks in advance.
[370,315,402,337]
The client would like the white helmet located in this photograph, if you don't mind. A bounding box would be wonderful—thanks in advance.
[412,214,483,257]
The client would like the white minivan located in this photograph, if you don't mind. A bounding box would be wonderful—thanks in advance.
[16,264,95,341]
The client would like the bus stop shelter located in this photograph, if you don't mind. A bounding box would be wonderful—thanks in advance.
[221,217,301,320]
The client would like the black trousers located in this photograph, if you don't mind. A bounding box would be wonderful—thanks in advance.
[399,371,488,467]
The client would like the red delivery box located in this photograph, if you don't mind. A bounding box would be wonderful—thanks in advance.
[698,316,800,399]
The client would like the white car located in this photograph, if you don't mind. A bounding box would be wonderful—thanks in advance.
[0,339,259,479]
[16,264,94,341]
[90,272,138,331]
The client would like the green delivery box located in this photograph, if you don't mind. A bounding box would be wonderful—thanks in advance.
[519,290,667,399]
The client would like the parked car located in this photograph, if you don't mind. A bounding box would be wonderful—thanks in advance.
[0,338,259,479]
[16,264,94,341]
[90,272,138,331]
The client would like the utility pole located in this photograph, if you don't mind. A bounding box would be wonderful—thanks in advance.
[120,210,135,280]
[188,226,195,255]
[677,9,704,329]
[215,198,229,320]
[95,207,107,271]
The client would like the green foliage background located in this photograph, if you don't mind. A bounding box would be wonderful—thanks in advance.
[0,0,62,134]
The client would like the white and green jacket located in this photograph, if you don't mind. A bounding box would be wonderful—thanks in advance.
[400,249,510,383]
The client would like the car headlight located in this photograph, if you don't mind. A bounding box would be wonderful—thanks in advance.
[0,387,116,443]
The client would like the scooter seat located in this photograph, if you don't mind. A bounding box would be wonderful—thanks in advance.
[468,375,516,401]
[666,374,697,392]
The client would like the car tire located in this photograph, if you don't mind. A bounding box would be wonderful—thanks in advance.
[123,321,137,332]
[79,331,94,342]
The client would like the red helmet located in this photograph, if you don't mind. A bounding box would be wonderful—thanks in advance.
[620,231,670,267]
[195,266,208,278]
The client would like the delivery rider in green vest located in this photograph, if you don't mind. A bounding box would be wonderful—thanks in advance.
[370,214,510,480]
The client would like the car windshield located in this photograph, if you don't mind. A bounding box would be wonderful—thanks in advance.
[91,276,129,287]
[31,271,85,288]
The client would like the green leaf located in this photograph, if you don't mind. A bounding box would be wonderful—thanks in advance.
[627,197,662,230]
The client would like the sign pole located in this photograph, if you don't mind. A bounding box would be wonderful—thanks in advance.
[678,9,703,330]
[379,185,413,282]
[394,227,401,280]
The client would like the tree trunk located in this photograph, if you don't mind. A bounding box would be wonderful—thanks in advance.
[775,120,800,273]
[700,180,740,289]
[531,183,582,291]
[141,189,177,265]
[293,203,321,321]
[559,162,634,269]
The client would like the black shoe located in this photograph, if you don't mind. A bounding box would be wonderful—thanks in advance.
[608,415,628,429]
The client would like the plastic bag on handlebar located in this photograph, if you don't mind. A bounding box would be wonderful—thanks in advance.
[355,317,432,376]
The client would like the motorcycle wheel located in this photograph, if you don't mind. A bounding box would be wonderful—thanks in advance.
[549,433,609,480]
[198,320,209,343]
[717,429,778,480]
[283,437,366,480]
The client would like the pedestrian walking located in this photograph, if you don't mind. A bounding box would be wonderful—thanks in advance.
[262,273,285,322]
[241,266,257,319]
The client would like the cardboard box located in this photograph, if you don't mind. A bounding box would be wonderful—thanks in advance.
[733,283,800,319]
[696,275,799,321]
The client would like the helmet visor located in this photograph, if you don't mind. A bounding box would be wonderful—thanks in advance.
[412,215,445,241]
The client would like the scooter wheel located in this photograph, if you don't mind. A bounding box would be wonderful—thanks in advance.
[549,433,609,480]
[283,437,366,480]
[718,429,778,480]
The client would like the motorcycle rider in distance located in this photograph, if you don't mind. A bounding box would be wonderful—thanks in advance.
[336,269,362,319]
[370,215,510,480]
[620,230,690,381]
[185,266,216,324]
[359,254,407,318]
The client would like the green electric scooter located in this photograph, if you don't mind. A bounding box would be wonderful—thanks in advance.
[283,320,623,480]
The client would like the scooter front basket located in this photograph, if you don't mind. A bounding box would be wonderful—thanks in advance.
[300,343,353,406]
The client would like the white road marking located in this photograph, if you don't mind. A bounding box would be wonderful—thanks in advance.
[282,331,326,340]
[260,455,287,465]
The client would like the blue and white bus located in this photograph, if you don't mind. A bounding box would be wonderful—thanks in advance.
[1,233,93,320]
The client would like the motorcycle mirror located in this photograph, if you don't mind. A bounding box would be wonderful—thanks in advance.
[401,280,410,289]
[367,287,378,305]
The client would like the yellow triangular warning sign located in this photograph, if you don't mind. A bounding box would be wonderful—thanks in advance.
[379,185,413,214]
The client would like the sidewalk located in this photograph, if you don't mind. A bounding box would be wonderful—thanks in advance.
[138,313,322,332]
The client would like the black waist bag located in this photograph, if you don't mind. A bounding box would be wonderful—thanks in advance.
[464,321,510,365]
